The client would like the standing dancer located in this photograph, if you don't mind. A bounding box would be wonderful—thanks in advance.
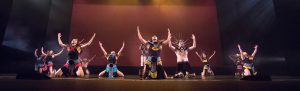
[34,48,46,74]
[79,55,96,78]
[169,34,196,78]
[41,47,64,77]
[98,41,125,78]
[238,44,258,76]
[55,33,96,77]
[139,44,148,79]
[137,26,171,79]
[195,51,216,77]
[229,54,244,78]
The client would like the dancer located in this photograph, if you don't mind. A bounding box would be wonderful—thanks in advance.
[137,26,171,79]
[34,48,46,74]
[79,55,96,78]
[195,51,216,77]
[229,53,244,78]
[41,47,64,77]
[98,41,125,78]
[55,33,96,77]
[238,44,258,76]
[169,34,196,78]
[139,44,148,79]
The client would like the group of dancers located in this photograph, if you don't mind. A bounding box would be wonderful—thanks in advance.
[229,44,258,78]
[34,26,259,79]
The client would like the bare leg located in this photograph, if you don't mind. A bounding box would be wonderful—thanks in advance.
[48,66,55,77]
[55,68,63,77]
[202,68,207,79]
[210,70,214,76]
[76,66,84,77]
[98,70,106,77]
[39,68,43,74]
[117,70,124,77]
[85,70,90,78]
[164,71,168,78]
[143,65,146,75]
[184,72,189,78]
[49,66,53,74]
[201,67,206,77]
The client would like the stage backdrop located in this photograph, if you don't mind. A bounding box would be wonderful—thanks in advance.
[70,0,222,67]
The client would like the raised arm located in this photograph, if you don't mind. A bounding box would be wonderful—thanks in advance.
[99,41,108,57]
[57,33,67,47]
[238,44,244,60]
[117,42,125,57]
[137,26,147,44]
[188,34,196,50]
[41,47,47,56]
[209,51,216,60]
[162,28,171,44]
[168,39,176,51]
[34,49,38,57]
[251,45,258,57]
[81,33,96,48]
[53,48,64,57]
[195,51,203,61]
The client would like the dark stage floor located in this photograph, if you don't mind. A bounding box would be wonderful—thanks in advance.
[0,75,300,91]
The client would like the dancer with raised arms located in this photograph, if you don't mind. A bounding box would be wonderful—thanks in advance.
[98,41,125,78]
[41,47,64,77]
[137,26,171,79]
[196,50,216,78]
[238,44,258,76]
[169,34,196,78]
[55,33,96,77]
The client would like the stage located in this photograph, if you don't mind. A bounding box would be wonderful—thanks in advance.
[1,75,300,91]
[1,0,300,91]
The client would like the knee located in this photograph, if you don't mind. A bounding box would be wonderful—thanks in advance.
[119,74,124,77]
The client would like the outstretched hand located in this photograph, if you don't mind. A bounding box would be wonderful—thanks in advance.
[99,41,102,46]
[58,33,62,38]
[167,28,172,39]
[92,33,96,38]
[191,34,195,39]
[254,45,258,49]
[137,26,140,32]
[237,44,241,48]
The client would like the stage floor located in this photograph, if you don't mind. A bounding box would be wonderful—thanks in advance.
[0,75,300,91]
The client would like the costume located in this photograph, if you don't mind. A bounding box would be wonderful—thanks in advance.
[143,41,166,79]
[61,46,82,77]
[201,58,214,76]
[243,57,255,76]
